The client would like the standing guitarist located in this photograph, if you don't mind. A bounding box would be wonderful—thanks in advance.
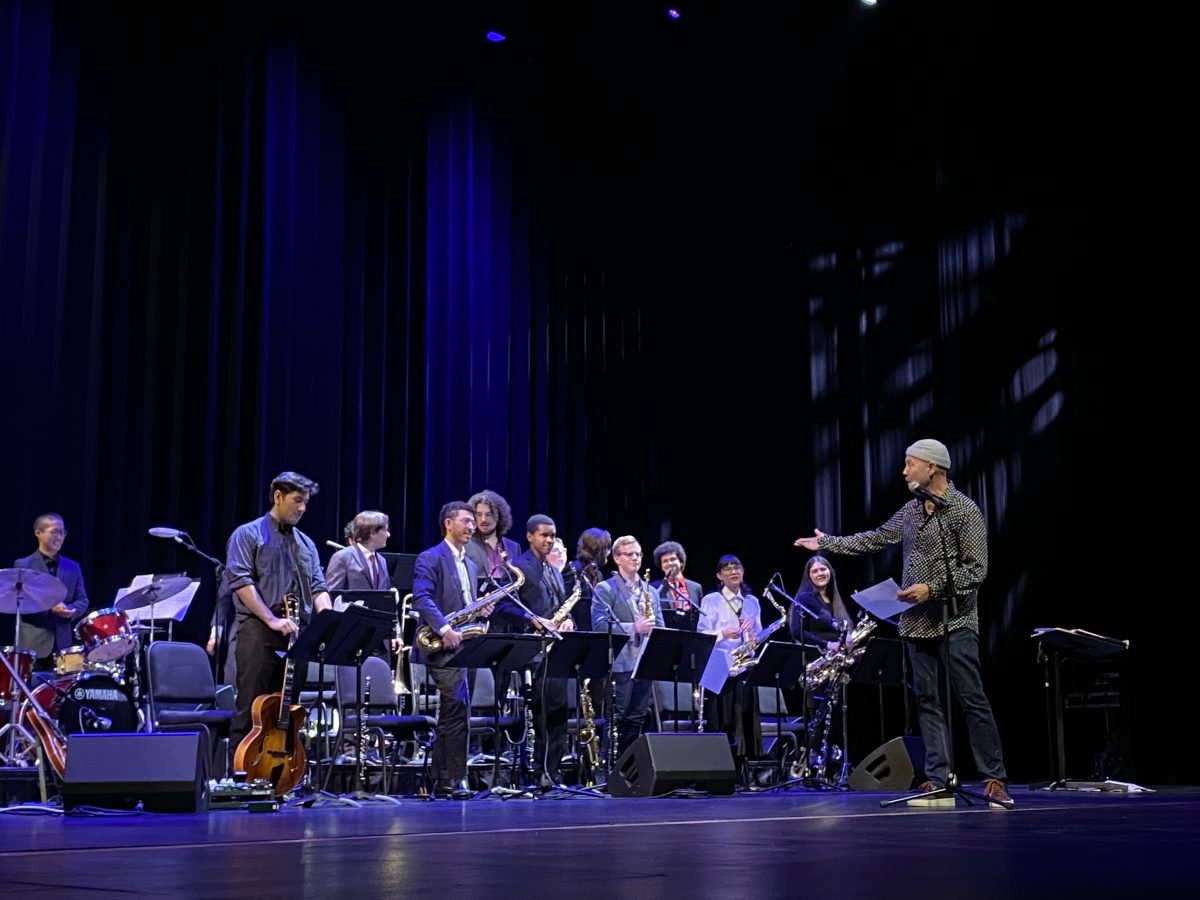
[226,471,332,751]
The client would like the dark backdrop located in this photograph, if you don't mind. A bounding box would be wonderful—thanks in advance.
[2,1,1149,780]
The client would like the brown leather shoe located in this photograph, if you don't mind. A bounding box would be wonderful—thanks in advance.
[984,778,1014,808]
[916,780,942,792]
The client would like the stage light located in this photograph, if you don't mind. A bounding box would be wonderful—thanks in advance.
[486,31,506,43]
[861,0,878,7]
[667,8,681,18]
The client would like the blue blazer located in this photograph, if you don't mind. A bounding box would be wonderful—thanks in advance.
[410,541,479,664]
[326,545,390,592]
[14,551,90,651]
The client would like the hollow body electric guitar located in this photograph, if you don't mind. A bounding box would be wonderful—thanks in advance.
[233,594,307,796]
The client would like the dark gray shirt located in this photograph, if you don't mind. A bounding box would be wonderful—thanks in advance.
[818,482,987,639]
[226,514,327,623]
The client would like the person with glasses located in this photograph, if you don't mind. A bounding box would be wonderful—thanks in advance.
[697,554,762,774]
[590,536,664,759]
[14,513,90,671]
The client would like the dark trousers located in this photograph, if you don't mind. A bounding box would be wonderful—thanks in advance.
[533,670,568,783]
[428,663,469,788]
[907,628,1007,785]
[231,616,290,750]
[704,680,761,761]
[611,671,655,760]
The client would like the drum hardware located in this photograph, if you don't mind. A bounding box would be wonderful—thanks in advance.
[0,569,68,765]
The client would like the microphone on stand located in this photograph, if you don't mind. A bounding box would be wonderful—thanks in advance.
[907,482,949,509]
[325,540,346,550]
[148,526,186,541]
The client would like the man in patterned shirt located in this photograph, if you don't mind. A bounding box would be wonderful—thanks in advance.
[794,439,1012,808]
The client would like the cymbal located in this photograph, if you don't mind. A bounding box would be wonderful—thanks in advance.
[0,567,68,614]
[115,576,193,612]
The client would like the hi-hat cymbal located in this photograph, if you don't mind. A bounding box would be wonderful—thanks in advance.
[0,568,68,614]
[115,576,193,612]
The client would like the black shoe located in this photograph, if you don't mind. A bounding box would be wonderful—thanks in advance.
[451,787,474,800]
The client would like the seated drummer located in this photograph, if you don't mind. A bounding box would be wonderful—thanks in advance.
[14,513,89,672]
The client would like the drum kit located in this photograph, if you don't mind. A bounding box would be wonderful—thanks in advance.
[0,568,192,771]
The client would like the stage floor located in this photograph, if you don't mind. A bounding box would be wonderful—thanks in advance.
[3,785,1198,897]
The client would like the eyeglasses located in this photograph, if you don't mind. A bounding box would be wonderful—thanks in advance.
[614,551,642,558]
[720,564,744,572]
[41,528,67,537]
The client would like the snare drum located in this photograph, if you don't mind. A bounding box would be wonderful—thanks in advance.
[75,608,137,663]
[30,671,138,735]
[0,646,36,703]
[54,645,88,676]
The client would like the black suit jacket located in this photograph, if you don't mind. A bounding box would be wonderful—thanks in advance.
[14,551,89,651]
[494,548,564,632]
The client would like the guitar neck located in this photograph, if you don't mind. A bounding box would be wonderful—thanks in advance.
[275,594,300,730]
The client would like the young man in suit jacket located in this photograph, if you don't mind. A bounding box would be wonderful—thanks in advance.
[495,514,576,787]
[15,513,89,670]
[327,510,392,592]
[410,501,492,799]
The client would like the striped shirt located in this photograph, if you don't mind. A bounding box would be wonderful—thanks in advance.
[818,482,987,639]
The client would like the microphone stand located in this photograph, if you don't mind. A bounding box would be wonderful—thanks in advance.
[173,532,229,684]
[881,497,993,809]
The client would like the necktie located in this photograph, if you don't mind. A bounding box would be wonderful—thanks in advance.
[369,553,379,587]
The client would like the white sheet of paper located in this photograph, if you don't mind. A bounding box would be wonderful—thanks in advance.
[851,578,914,622]
[699,647,731,695]
[115,576,200,622]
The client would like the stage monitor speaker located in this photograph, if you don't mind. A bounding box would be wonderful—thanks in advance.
[847,735,925,792]
[63,731,210,812]
[607,733,736,797]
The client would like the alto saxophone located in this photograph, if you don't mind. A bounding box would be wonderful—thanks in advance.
[640,567,654,622]
[577,677,601,786]
[728,583,791,677]
[414,551,525,653]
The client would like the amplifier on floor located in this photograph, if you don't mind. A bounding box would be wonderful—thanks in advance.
[63,731,210,812]
[607,733,736,798]
[846,736,925,792]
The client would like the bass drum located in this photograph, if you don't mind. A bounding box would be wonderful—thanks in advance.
[31,672,139,735]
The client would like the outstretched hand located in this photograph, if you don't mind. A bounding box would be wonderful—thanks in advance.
[793,529,825,551]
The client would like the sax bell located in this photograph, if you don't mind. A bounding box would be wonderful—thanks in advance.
[414,621,490,654]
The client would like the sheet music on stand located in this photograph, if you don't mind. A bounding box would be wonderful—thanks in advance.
[115,574,200,623]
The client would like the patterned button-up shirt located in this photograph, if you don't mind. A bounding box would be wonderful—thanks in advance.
[818,482,987,638]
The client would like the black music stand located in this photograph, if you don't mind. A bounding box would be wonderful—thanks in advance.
[631,628,716,733]
[441,633,545,798]
[850,636,909,748]
[545,631,629,791]
[289,606,395,805]
[741,642,809,782]
[1030,627,1134,791]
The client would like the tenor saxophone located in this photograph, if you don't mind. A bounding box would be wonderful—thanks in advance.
[549,579,583,627]
[414,552,525,653]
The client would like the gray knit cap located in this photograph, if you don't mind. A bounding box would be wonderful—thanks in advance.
[906,438,952,469]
